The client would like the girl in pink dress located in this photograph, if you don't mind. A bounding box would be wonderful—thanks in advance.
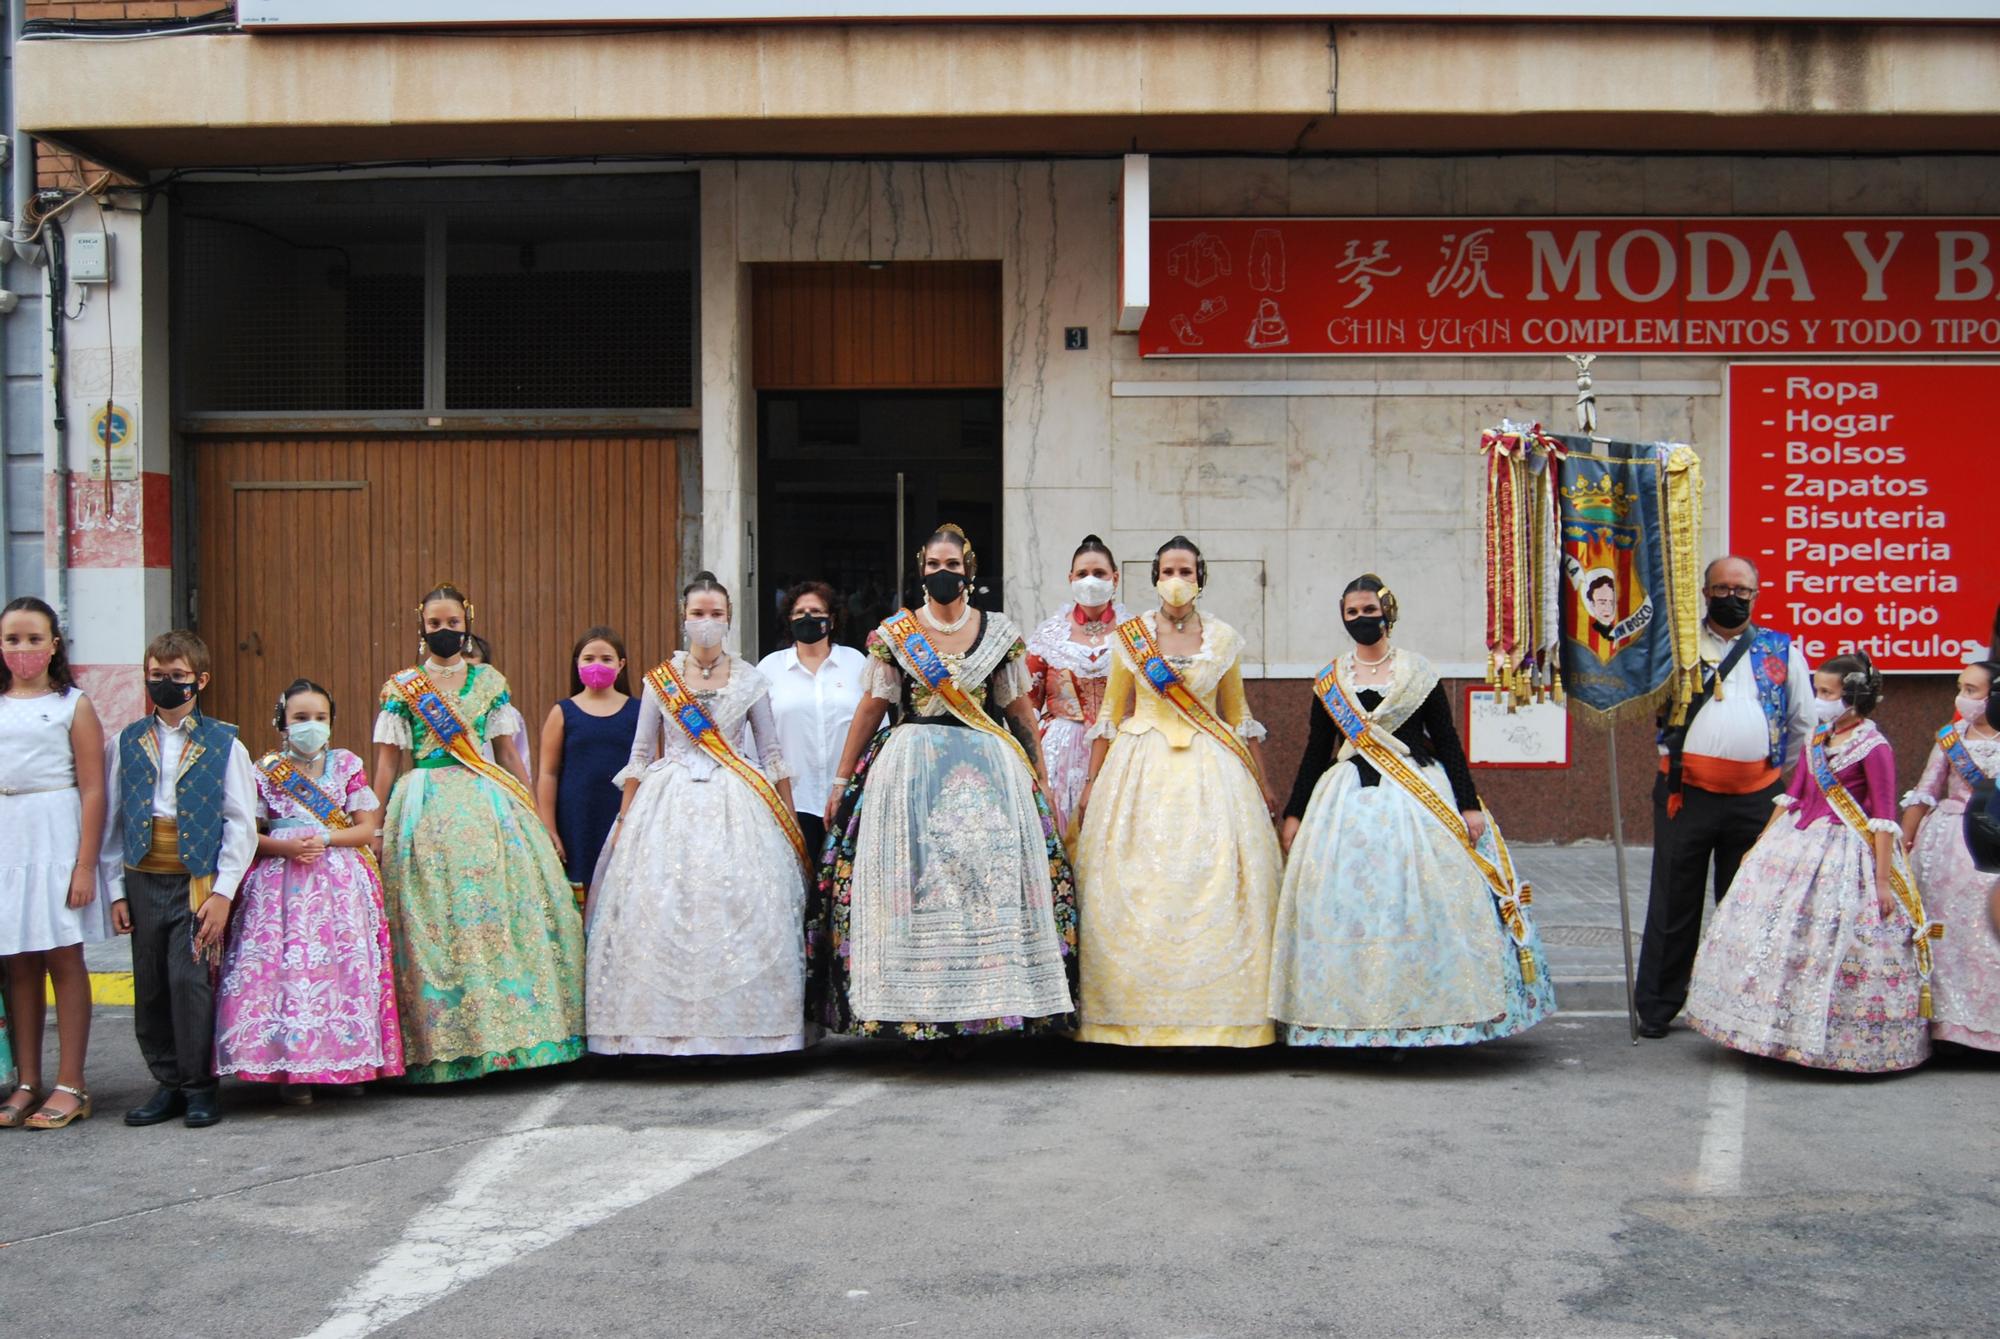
[215,679,404,1102]
[1899,659,2000,1051]
[1685,652,1932,1073]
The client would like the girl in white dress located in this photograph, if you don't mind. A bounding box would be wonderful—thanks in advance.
[587,573,814,1057]
[0,597,112,1130]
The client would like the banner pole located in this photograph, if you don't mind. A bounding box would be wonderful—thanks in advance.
[1568,352,1641,1044]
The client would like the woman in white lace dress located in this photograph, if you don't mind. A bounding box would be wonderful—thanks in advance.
[1026,534,1129,837]
[586,573,813,1057]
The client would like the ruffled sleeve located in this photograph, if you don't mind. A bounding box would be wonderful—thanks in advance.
[988,642,1032,709]
[1858,736,1899,822]
[1216,658,1267,742]
[485,702,525,741]
[1900,743,1949,810]
[862,632,901,703]
[744,683,791,782]
[340,751,381,813]
[1088,657,1135,742]
[372,709,413,750]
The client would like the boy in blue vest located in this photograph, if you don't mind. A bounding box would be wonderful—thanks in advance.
[103,631,258,1128]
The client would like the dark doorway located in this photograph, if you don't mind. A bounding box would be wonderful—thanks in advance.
[757,390,1002,656]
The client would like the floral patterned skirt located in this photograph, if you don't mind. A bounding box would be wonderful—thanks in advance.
[1686,815,1929,1073]
[806,723,1079,1039]
[1269,759,1553,1048]
[1911,798,2000,1051]
[382,766,587,1083]
[215,832,405,1085]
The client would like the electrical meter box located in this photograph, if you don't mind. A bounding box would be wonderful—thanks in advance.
[71,232,113,283]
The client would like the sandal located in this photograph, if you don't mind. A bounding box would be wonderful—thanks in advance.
[0,1084,44,1129]
[23,1084,92,1131]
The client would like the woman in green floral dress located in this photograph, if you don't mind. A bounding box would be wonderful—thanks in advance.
[371,583,585,1083]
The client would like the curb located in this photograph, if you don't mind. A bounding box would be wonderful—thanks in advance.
[45,972,138,1007]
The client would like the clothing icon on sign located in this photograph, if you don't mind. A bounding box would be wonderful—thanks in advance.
[1192,295,1229,325]
[1170,313,1203,347]
[1246,297,1290,349]
[1248,228,1286,293]
[1167,232,1232,289]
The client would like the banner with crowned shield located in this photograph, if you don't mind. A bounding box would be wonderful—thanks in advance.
[1552,438,1703,722]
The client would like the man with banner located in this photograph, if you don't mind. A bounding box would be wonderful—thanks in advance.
[1634,556,1814,1039]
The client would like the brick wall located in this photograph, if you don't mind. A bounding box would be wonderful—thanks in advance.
[28,2,230,187]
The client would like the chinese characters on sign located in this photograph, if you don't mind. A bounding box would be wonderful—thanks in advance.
[1727,363,1996,672]
[1140,219,2000,357]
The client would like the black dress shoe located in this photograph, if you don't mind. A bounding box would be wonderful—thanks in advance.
[1637,1021,1672,1039]
[124,1086,185,1126]
[183,1088,223,1128]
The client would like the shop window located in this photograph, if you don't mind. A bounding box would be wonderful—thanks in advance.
[177,209,426,413]
[445,207,695,411]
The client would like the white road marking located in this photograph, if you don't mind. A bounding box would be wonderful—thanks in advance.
[1693,1054,1749,1196]
[300,1081,883,1339]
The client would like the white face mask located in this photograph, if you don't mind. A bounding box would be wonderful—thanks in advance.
[1813,697,1846,725]
[1071,575,1115,607]
[1956,694,1989,726]
[684,617,729,650]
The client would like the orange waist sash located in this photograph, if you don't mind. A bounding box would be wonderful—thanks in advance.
[1657,753,1780,795]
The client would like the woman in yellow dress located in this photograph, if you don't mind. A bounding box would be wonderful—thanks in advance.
[1071,535,1282,1047]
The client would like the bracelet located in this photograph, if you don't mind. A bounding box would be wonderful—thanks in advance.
[832,776,851,789]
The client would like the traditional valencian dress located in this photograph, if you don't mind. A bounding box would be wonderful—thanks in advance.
[215,748,404,1086]
[808,608,1078,1039]
[1073,611,1281,1047]
[374,663,586,1083]
[1268,649,1554,1047]
[1026,600,1128,834]
[1686,719,1935,1073]
[587,653,815,1056]
[1902,721,2000,1050]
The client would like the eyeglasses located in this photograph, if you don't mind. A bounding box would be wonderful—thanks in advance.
[1706,585,1759,600]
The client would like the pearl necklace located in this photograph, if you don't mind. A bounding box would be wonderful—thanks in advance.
[424,659,465,682]
[1351,646,1393,680]
[921,601,974,635]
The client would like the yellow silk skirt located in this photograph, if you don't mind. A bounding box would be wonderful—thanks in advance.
[1074,727,1280,1046]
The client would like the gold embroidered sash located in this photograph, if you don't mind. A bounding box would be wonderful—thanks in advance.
[387,666,537,813]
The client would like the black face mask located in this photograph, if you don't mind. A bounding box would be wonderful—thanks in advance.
[147,678,197,711]
[424,628,467,659]
[923,570,967,606]
[790,615,830,646]
[1707,594,1751,630]
[1343,614,1386,646]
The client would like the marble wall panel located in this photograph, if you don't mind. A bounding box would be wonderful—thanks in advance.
[870,160,1004,260]
[734,160,872,262]
[1284,396,1377,531]
[1004,485,1115,622]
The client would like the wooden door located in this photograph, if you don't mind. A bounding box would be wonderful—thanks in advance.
[190,434,682,761]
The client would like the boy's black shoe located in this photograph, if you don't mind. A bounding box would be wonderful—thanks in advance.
[124,1086,185,1126]
[183,1088,223,1128]
[1636,1021,1672,1039]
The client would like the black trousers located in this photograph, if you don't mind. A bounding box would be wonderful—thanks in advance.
[126,868,218,1092]
[1633,773,1783,1027]
[797,812,828,868]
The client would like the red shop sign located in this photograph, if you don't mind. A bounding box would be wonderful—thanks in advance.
[1139,218,2000,358]
[1726,361,1997,673]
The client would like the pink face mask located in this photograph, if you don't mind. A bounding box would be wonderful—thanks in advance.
[1957,694,1989,726]
[4,649,52,682]
[578,661,620,691]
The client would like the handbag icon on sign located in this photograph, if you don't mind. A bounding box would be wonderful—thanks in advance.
[1246,298,1290,349]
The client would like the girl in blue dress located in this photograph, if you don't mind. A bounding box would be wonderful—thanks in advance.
[536,626,641,901]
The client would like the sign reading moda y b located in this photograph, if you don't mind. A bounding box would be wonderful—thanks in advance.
[1140,219,2000,357]
[1726,363,1993,673]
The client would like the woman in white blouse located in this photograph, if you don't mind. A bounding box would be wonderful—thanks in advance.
[756,581,867,861]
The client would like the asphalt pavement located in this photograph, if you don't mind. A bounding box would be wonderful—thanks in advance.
[9,846,1996,1339]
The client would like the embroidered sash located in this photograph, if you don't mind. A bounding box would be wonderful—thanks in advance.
[1314,665,1539,985]
[646,659,811,873]
[1807,723,1943,1017]
[388,667,537,813]
[1115,616,1259,780]
[1939,722,1990,789]
[256,751,380,876]
[877,609,1037,774]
